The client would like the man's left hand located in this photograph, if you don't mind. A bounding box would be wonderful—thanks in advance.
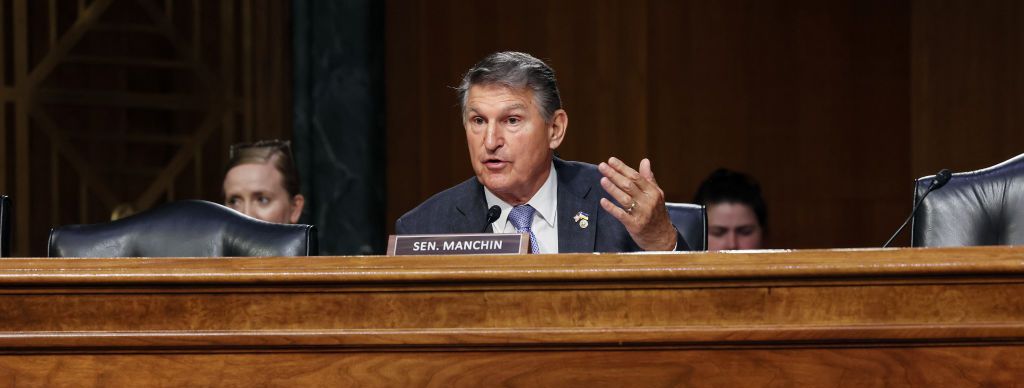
[598,157,678,251]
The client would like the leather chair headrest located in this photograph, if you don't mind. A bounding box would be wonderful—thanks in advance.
[49,200,317,257]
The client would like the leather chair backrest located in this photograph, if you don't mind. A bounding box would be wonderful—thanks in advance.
[49,200,317,257]
[0,195,10,257]
[666,202,707,251]
[911,153,1024,247]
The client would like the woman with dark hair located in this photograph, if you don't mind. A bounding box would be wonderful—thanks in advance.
[222,139,304,224]
[693,168,766,250]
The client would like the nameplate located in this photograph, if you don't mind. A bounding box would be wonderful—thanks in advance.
[387,233,530,256]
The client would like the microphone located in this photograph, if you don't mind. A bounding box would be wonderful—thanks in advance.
[482,205,501,232]
[882,169,953,248]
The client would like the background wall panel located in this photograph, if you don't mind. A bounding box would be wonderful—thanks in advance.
[4,0,1022,254]
[385,0,934,249]
[910,0,1024,178]
[1,0,291,256]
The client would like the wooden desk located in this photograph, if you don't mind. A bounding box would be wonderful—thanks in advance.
[1,247,1022,386]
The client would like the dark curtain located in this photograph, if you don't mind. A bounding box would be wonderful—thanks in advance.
[293,0,385,255]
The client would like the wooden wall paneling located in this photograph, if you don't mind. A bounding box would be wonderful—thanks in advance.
[0,100,5,196]
[843,0,913,248]
[0,0,4,93]
[420,0,483,191]
[386,0,913,248]
[0,0,6,197]
[130,0,221,209]
[220,0,237,176]
[549,0,650,166]
[785,0,909,249]
[386,0,473,228]
[252,0,289,141]
[649,0,911,249]
[241,0,253,142]
[12,0,29,257]
[30,109,116,240]
[384,0,425,229]
[647,0,759,208]
[911,0,1024,177]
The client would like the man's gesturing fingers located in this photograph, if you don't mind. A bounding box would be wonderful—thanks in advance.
[600,197,633,225]
[600,177,635,214]
[639,158,658,185]
[599,157,649,196]
[599,157,677,251]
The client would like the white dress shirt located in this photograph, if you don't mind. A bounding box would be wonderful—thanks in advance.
[483,163,559,253]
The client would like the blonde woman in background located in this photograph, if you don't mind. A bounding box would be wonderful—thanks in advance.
[223,140,305,224]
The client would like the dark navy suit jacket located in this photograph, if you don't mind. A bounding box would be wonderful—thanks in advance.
[395,158,690,253]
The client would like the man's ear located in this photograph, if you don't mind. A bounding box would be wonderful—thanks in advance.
[548,109,568,149]
[289,194,306,224]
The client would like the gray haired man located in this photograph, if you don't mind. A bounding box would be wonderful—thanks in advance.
[396,51,688,253]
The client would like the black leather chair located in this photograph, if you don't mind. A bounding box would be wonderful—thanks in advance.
[666,202,707,251]
[911,153,1024,247]
[1,195,10,257]
[49,200,317,257]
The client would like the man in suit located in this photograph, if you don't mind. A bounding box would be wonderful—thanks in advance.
[396,52,688,253]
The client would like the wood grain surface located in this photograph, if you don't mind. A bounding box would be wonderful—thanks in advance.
[1,247,1023,385]
[1,347,1021,387]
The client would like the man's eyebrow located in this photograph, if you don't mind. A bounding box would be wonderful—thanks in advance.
[466,104,528,115]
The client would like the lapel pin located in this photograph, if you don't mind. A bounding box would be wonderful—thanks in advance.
[573,211,590,229]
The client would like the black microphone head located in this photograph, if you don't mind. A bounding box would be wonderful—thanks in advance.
[931,169,953,190]
[485,205,501,224]
[884,168,954,248]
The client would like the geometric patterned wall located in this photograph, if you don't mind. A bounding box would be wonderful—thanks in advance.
[1,0,290,256]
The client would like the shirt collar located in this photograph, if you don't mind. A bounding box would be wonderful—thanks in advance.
[483,162,558,228]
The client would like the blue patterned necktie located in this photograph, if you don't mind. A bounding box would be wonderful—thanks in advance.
[508,205,541,254]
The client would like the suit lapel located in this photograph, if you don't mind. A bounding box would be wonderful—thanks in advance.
[453,178,491,233]
[555,159,597,253]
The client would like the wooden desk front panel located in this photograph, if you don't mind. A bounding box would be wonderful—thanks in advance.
[2,347,1021,387]
[0,247,1022,386]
